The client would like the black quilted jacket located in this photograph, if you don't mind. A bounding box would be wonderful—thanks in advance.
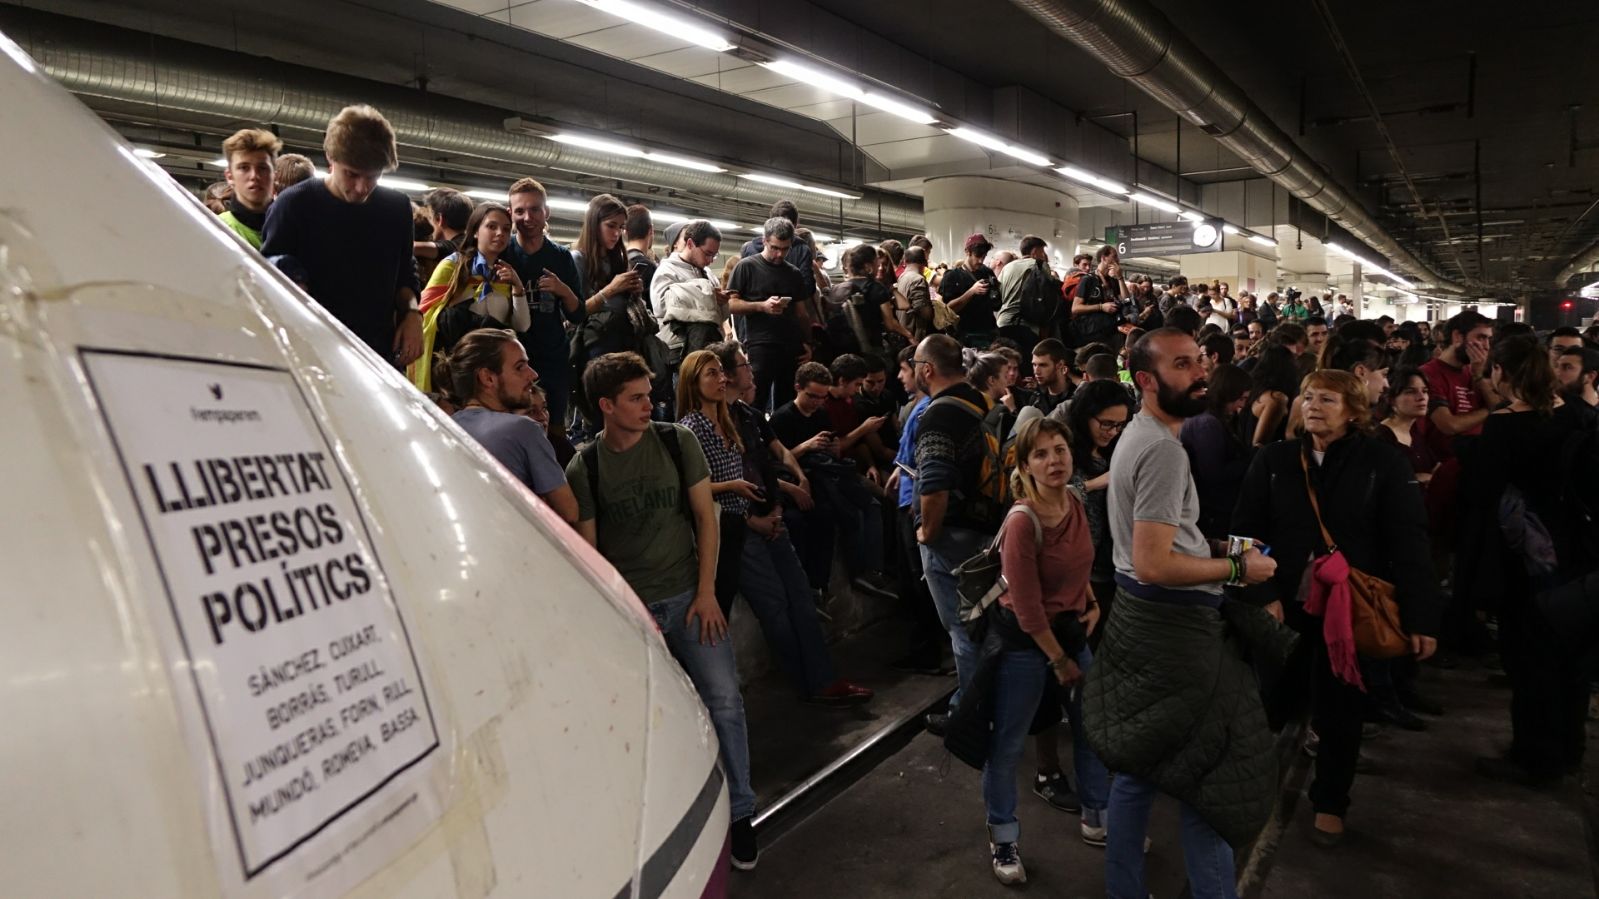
[1082,591,1299,847]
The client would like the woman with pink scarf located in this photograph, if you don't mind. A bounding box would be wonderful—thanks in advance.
[1231,369,1440,848]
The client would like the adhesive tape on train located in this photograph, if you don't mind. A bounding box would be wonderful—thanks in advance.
[81,349,443,894]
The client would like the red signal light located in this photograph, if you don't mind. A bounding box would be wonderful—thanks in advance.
[1563,301,1575,310]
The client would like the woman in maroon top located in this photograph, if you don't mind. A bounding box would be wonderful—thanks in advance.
[980,417,1109,885]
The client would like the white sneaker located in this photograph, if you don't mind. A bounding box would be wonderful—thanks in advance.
[990,841,1027,885]
[1080,809,1107,846]
[1080,810,1151,852]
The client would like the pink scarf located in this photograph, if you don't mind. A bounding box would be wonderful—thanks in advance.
[1302,551,1365,691]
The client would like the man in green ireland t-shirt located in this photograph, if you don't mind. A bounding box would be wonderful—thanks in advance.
[565,351,760,871]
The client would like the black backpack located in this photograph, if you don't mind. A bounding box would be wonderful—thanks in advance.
[581,422,692,525]
[1018,262,1060,327]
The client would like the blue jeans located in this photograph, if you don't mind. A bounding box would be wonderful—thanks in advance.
[919,528,986,706]
[1105,774,1236,899]
[647,588,756,821]
[983,645,1109,843]
[739,532,837,696]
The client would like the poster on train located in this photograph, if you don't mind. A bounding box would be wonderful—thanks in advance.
[80,348,445,897]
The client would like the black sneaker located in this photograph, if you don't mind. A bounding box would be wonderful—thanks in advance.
[1397,687,1444,716]
[1474,755,1562,789]
[924,711,950,737]
[1372,698,1427,732]
[1033,771,1081,813]
[730,817,758,871]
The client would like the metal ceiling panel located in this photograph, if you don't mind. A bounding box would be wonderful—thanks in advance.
[634,45,738,79]
[741,81,844,112]
[688,64,791,94]
[506,0,615,40]
[434,0,511,14]
[565,22,696,58]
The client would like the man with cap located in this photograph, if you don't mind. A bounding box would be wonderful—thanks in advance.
[939,233,1000,348]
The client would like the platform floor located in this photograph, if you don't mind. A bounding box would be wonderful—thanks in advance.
[735,655,1597,898]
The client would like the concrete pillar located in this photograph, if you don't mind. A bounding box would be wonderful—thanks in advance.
[922,176,1078,267]
[1175,250,1277,297]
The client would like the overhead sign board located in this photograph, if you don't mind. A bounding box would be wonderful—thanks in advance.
[1109,221,1223,259]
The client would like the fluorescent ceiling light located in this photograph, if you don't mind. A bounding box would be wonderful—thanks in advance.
[761,59,937,125]
[1055,166,1128,195]
[548,133,646,158]
[1127,191,1180,214]
[548,133,725,172]
[744,173,805,189]
[465,188,506,201]
[379,177,433,192]
[800,185,861,200]
[1248,234,1277,247]
[1178,211,1205,223]
[546,198,591,212]
[762,59,863,100]
[649,211,689,224]
[1221,224,1240,235]
[706,220,739,232]
[641,151,725,173]
[209,157,228,168]
[808,232,834,242]
[575,0,735,52]
[134,148,165,159]
[946,127,1051,167]
[858,93,937,125]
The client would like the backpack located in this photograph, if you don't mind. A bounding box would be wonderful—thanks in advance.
[1018,262,1060,327]
[952,504,1043,643]
[581,422,692,526]
[928,393,1017,530]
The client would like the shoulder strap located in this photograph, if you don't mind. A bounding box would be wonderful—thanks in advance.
[1299,448,1337,551]
[582,442,601,520]
[991,503,1045,553]
[652,422,691,520]
[930,394,986,420]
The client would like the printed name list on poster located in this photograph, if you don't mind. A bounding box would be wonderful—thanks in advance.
[81,350,441,886]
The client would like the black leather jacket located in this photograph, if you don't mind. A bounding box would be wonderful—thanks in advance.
[1230,432,1440,635]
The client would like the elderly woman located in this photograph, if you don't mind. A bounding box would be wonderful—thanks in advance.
[1231,369,1440,847]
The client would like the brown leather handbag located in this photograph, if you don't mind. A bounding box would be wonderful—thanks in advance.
[1301,453,1410,659]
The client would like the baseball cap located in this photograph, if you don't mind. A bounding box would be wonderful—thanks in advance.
[963,233,992,254]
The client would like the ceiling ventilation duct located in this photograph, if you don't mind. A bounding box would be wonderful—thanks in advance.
[1006,0,1468,293]
[20,35,923,234]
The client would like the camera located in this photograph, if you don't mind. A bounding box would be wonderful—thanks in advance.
[1283,287,1302,302]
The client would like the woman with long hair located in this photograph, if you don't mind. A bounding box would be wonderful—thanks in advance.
[1232,369,1438,847]
[1180,363,1254,539]
[1060,379,1134,617]
[676,350,760,618]
[413,203,530,391]
[975,416,1107,884]
[573,193,653,354]
[1458,335,1599,787]
[1243,343,1304,447]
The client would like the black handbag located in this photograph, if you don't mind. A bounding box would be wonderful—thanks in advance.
[952,504,1042,643]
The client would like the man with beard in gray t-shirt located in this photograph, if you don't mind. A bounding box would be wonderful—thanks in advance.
[1094,327,1279,899]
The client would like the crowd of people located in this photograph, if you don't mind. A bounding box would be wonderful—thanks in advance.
[207,103,1599,894]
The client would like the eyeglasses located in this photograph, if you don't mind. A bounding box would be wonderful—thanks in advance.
[801,389,831,401]
[1093,418,1128,432]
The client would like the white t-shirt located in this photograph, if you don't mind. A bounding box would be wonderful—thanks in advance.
[1206,296,1237,330]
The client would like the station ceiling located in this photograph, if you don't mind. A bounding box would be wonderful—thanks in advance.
[7,0,1598,293]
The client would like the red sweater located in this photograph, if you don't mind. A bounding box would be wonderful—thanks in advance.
[999,496,1094,635]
